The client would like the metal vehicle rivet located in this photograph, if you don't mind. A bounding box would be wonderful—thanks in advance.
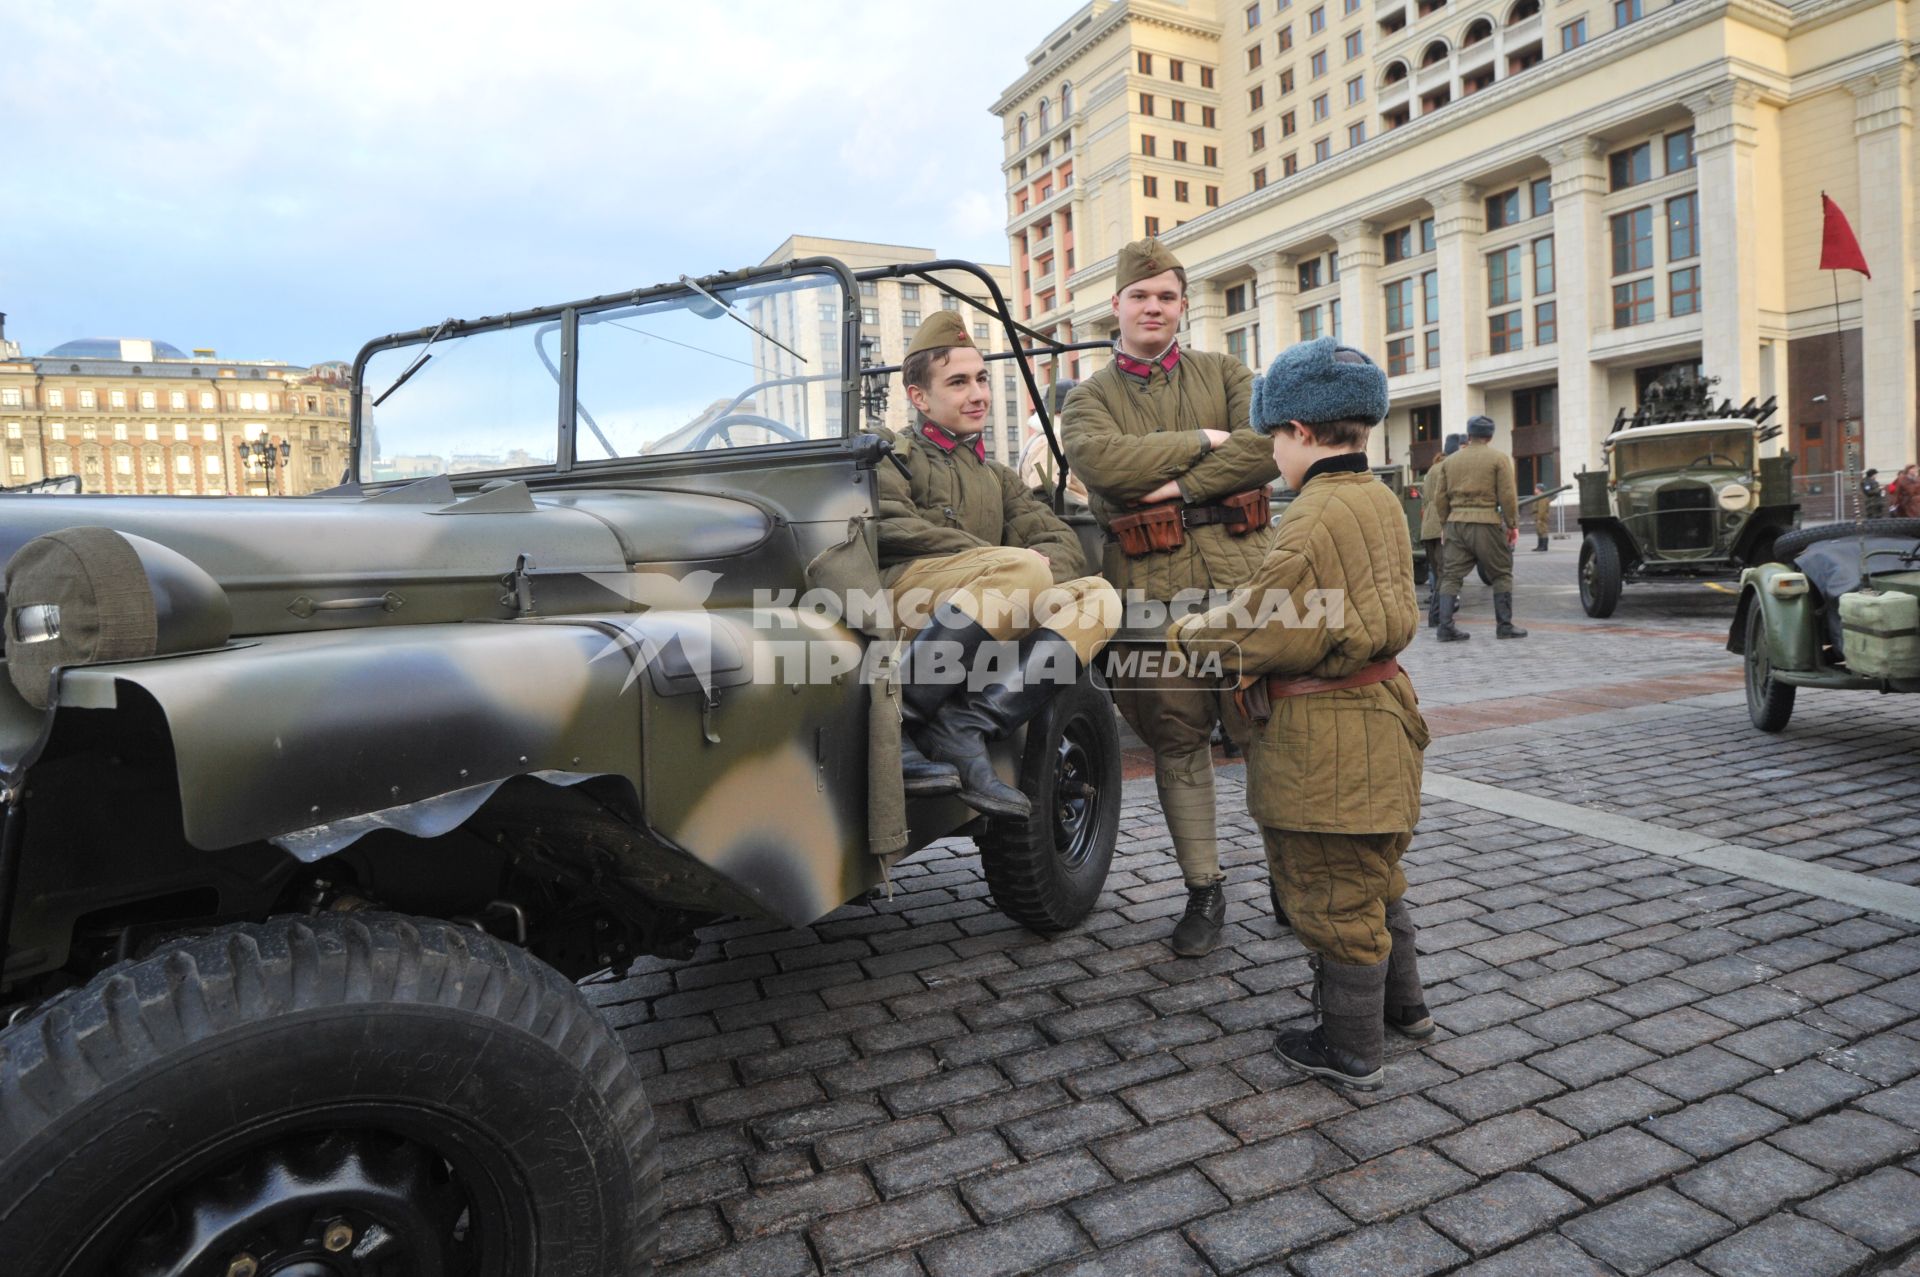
[310,805,320,814]
[518,755,528,764]
[226,1257,259,1277]
[459,768,469,778]
[571,756,581,765]
[390,785,400,798]
[323,1219,354,1252]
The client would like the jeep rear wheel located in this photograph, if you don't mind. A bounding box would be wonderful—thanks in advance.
[0,914,659,1276]
[1579,534,1623,618]
[1744,601,1795,732]
[976,672,1121,933]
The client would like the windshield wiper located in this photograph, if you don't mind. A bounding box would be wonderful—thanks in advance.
[373,318,456,407]
[678,276,807,365]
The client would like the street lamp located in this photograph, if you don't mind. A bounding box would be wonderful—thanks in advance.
[858,334,889,430]
[236,437,292,495]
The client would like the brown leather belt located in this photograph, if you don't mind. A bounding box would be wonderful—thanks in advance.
[1234,657,1403,726]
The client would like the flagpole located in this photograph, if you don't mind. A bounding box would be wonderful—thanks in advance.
[1823,192,1859,523]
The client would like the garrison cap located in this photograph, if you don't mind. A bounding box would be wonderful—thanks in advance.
[903,310,977,360]
[1466,414,1496,438]
[1248,337,1390,436]
[1116,237,1184,290]
[1443,433,1465,455]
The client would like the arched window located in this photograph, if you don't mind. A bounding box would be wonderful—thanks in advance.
[1462,18,1493,46]
[1018,113,1029,146]
[1420,40,1449,67]
[1507,0,1540,21]
[1381,60,1410,84]
[1039,97,1051,132]
[1061,81,1074,117]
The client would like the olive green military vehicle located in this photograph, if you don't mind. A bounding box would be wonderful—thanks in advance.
[1731,518,1920,730]
[1575,401,1799,617]
[0,259,1123,1274]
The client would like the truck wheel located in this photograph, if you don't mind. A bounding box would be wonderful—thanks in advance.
[1579,534,1623,618]
[976,672,1121,932]
[0,913,659,1276]
[1774,517,1920,562]
[1744,602,1796,732]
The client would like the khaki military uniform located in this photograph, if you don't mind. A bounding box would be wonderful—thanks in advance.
[1533,491,1552,539]
[1434,442,1519,594]
[1167,467,1428,964]
[1062,347,1279,887]
[1418,455,1449,608]
[877,425,1118,662]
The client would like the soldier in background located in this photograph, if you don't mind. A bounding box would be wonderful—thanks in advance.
[1533,482,1552,551]
[1419,433,1463,627]
[1019,380,1089,508]
[1062,238,1280,956]
[1433,414,1527,641]
[1861,469,1887,519]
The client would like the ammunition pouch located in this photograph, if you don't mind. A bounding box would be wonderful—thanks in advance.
[1109,488,1272,558]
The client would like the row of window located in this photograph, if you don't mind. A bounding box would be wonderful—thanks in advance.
[0,385,345,414]
[1134,53,1215,88]
[8,420,349,445]
[1247,0,1363,34]
[1142,175,1223,208]
[1139,136,1221,167]
[1138,95,1219,128]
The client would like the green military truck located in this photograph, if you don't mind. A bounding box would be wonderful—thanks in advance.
[0,259,1123,1274]
[1575,402,1799,617]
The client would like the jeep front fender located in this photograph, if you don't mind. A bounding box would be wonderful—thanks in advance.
[1730,564,1816,670]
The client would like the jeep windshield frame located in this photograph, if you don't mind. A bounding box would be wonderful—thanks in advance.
[348,257,862,485]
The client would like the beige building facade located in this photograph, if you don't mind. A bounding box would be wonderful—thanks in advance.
[995,0,1919,488]
[758,237,1026,466]
[0,336,353,496]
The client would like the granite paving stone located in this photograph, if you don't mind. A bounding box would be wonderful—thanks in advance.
[1433,1109,1582,1175]
[1422,1169,1583,1255]
[1454,1234,1616,1276]
[1535,1127,1694,1202]
[1768,1109,1920,1175]
[1797,1165,1920,1253]
[1313,1146,1476,1223]
[1672,1140,1837,1224]
[1290,1215,1467,1277]
[1693,1214,1870,1277]
[1641,1094,1789,1158]
[1557,1185,1736,1276]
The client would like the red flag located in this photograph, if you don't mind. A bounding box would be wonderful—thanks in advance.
[1819,192,1871,278]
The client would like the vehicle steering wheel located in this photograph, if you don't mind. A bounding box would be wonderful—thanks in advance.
[1687,454,1740,470]
[686,413,807,450]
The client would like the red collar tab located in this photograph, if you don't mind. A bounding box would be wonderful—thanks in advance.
[921,421,985,460]
[1114,340,1181,379]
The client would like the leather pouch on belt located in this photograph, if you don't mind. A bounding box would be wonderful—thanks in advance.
[1110,502,1185,557]
[1221,487,1271,536]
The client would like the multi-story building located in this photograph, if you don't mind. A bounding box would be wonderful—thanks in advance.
[759,236,1027,466]
[0,335,354,496]
[995,0,1918,486]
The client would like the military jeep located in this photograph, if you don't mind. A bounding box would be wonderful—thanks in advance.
[1575,404,1799,618]
[0,259,1123,1274]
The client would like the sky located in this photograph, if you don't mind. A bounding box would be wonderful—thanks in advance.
[1,0,1078,367]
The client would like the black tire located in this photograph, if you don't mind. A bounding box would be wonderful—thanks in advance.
[1579,533,1623,618]
[1744,600,1796,732]
[0,913,659,1276]
[976,671,1121,932]
[1774,517,1920,562]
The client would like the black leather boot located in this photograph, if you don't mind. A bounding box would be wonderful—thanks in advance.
[1275,955,1388,1091]
[1534,535,1549,552]
[921,627,1080,819]
[1383,899,1433,1039]
[1171,882,1227,956]
[1495,592,1528,640]
[897,610,989,797]
[1268,880,1290,930]
[1435,593,1470,643]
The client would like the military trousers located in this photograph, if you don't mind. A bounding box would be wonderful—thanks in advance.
[889,546,1119,663]
[1438,521,1514,594]
[1261,827,1412,966]
[1109,663,1250,887]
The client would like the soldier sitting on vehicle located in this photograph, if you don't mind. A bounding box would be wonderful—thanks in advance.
[1433,414,1527,641]
[877,311,1120,818]
[1166,337,1432,1091]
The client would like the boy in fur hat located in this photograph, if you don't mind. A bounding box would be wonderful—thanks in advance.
[877,310,1120,818]
[1167,337,1431,1090]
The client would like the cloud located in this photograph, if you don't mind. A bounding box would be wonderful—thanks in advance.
[2,0,1073,362]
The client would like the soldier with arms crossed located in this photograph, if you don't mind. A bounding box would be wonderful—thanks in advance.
[1167,338,1432,1091]
[878,312,1120,818]
[1061,238,1280,956]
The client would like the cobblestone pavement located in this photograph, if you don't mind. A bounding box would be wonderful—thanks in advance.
[596,542,1920,1275]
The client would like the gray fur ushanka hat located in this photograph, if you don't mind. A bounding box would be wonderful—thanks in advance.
[1248,336,1390,436]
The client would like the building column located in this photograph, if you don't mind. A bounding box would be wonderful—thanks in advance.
[1547,137,1611,477]
[1335,221,1387,462]
[1850,65,1919,468]
[1429,183,1487,437]
[1687,78,1765,407]
[1255,252,1296,365]
[1187,279,1226,355]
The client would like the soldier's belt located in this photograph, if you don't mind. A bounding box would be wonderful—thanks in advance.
[1233,657,1402,726]
[1109,488,1271,558]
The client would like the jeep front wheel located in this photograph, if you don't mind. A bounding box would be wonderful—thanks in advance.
[1579,534,1623,618]
[976,672,1121,932]
[1744,601,1796,732]
[0,913,659,1276]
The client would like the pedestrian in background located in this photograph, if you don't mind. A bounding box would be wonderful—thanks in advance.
[1419,434,1462,626]
[1532,482,1551,552]
[1860,468,1886,519]
[1889,464,1920,518]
